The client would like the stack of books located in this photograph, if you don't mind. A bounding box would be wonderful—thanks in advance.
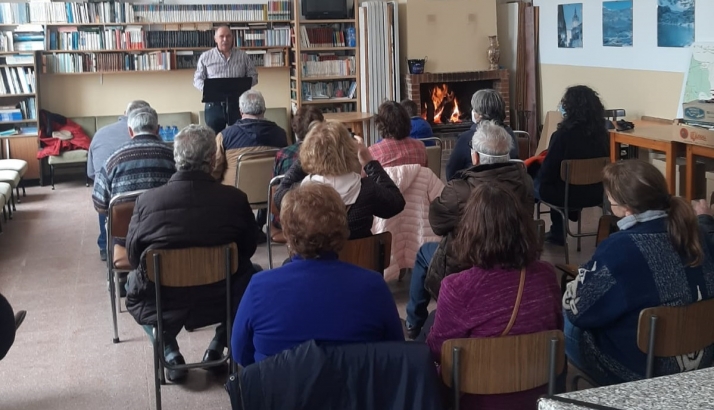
[0,24,45,52]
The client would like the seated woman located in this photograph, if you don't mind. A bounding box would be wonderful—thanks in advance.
[445,89,519,180]
[535,85,609,245]
[274,121,405,239]
[564,160,714,386]
[273,106,324,177]
[426,183,561,410]
[231,183,404,366]
[369,100,428,168]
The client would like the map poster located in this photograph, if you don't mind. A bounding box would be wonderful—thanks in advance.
[681,43,714,124]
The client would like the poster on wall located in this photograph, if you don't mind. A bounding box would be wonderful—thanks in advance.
[657,0,694,48]
[603,1,633,47]
[557,3,583,48]
[680,43,714,123]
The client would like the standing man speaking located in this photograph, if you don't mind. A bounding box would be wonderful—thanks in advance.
[194,25,258,134]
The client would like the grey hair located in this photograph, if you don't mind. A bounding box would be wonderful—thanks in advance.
[125,100,150,117]
[471,89,506,123]
[470,120,513,165]
[239,90,266,116]
[127,107,158,134]
[173,124,217,173]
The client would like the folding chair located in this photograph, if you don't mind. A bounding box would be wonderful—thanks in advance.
[266,175,286,269]
[146,244,238,410]
[538,157,610,264]
[441,330,565,410]
[420,137,443,179]
[106,190,146,343]
[338,232,392,275]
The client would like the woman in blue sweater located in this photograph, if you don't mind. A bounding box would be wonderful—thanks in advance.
[232,183,404,366]
[563,160,714,385]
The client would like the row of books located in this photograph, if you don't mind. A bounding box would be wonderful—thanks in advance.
[43,52,172,74]
[301,54,356,77]
[176,51,201,70]
[301,80,357,101]
[0,2,293,24]
[132,3,292,24]
[299,26,357,48]
[0,26,45,52]
[47,26,293,51]
[0,66,35,95]
[246,50,286,68]
[0,98,37,122]
[19,98,37,120]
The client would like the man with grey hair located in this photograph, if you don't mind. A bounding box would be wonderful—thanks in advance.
[404,120,534,339]
[213,90,287,241]
[87,100,150,260]
[445,89,519,180]
[126,124,260,382]
[92,107,175,251]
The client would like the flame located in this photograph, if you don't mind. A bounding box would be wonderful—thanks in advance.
[428,84,462,124]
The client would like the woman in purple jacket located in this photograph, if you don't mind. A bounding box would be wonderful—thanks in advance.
[426,183,562,410]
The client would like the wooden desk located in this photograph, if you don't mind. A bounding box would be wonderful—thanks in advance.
[610,121,677,194]
[323,112,374,145]
[685,143,714,201]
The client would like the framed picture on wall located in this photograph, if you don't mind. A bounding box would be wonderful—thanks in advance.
[657,0,694,48]
[557,3,583,49]
[603,1,633,47]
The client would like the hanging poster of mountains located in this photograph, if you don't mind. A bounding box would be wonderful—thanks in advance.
[603,1,633,47]
[657,0,694,48]
[557,3,582,49]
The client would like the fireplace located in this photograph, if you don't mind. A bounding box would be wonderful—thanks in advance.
[404,69,510,135]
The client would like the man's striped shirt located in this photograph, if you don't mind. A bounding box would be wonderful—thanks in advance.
[193,47,258,91]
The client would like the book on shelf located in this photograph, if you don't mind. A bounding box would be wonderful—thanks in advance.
[0,66,34,94]
[301,54,356,77]
[132,2,292,24]
[301,80,355,101]
[300,26,355,48]
[233,25,291,48]
[246,50,285,68]
[43,51,172,74]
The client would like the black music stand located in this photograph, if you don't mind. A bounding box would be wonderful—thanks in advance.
[202,77,253,126]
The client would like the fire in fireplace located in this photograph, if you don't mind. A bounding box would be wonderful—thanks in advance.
[422,84,468,124]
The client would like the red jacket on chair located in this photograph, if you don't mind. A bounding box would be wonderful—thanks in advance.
[36,110,91,159]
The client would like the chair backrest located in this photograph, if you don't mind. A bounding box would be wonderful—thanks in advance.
[107,190,145,239]
[70,116,98,138]
[441,331,565,395]
[637,298,714,358]
[145,243,239,288]
[338,232,392,274]
[560,157,609,186]
[421,137,443,179]
[513,130,535,158]
[235,149,279,208]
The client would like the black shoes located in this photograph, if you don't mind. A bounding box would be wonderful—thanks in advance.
[100,249,107,261]
[202,348,227,375]
[14,310,26,330]
[166,355,188,383]
[545,230,566,246]
[256,229,267,245]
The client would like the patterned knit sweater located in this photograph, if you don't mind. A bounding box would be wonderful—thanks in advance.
[92,134,175,213]
[563,216,714,384]
[427,261,562,410]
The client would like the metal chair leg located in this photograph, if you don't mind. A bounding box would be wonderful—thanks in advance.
[21,179,25,197]
[6,200,11,220]
[109,271,119,343]
[563,215,570,265]
[15,183,19,203]
[577,211,582,252]
[50,165,55,190]
[153,332,163,410]
[10,190,15,212]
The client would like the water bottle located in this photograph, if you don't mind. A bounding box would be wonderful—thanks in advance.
[172,126,179,142]
[158,126,166,141]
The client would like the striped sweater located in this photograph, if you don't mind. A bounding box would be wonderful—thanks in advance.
[92,134,175,213]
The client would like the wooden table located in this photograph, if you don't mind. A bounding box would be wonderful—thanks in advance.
[610,121,677,194]
[685,143,714,201]
[323,112,374,145]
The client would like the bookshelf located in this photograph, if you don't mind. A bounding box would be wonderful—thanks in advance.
[0,2,295,74]
[290,3,360,114]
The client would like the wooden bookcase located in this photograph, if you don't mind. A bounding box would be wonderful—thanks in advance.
[290,0,360,114]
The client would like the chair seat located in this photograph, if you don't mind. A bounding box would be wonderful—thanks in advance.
[0,159,27,176]
[48,149,89,165]
[0,170,20,187]
[113,245,132,270]
[271,229,287,243]
[0,182,10,201]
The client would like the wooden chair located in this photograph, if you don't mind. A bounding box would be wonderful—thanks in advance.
[441,330,565,410]
[538,157,610,264]
[234,149,280,210]
[638,298,714,379]
[266,175,286,269]
[420,137,443,179]
[145,244,238,410]
[338,232,392,275]
[106,189,146,343]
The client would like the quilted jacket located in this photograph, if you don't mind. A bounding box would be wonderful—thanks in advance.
[372,164,444,281]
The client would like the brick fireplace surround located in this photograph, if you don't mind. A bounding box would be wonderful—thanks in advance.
[404,69,511,176]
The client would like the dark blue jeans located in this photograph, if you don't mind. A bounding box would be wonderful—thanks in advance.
[98,213,107,252]
[565,316,619,386]
[533,174,564,240]
[406,242,439,330]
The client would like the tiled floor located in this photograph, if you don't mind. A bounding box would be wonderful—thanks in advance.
[0,179,600,409]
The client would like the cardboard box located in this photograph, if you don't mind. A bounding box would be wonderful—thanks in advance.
[652,156,706,198]
[683,101,714,125]
[707,170,714,203]
[673,121,714,148]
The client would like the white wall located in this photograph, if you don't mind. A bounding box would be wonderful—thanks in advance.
[534,0,714,72]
